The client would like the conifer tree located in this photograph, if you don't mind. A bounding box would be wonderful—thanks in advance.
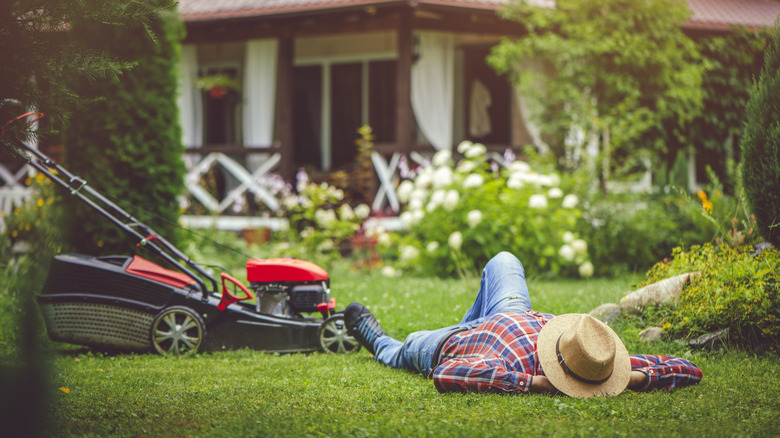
[741,23,780,247]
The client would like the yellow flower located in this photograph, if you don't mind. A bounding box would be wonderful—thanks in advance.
[697,190,712,212]
[37,198,44,208]
[59,387,70,394]
[662,322,672,330]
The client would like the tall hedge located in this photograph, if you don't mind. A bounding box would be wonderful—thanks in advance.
[741,24,780,247]
[62,3,186,254]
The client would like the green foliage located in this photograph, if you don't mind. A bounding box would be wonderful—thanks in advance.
[275,177,371,266]
[383,142,592,279]
[488,0,704,175]
[61,3,186,254]
[642,245,780,350]
[579,192,712,277]
[650,28,770,192]
[0,174,64,266]
[740,23,780,247]
[0,0,174,141]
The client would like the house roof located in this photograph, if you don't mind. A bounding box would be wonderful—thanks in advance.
[178,0,780,30]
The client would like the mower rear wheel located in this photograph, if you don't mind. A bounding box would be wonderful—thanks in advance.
[319,313,361,355]
[151,306,205,355]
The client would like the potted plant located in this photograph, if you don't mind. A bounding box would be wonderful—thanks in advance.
[197,73,241,98]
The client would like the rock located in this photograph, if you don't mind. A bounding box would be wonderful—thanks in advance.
[589,303,622,324]
[638,327,664,343]
[688,328,730,349]
[619,272,700,313]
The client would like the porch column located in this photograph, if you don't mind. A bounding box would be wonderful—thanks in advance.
[396,9,414,155]
[276,32,295,182]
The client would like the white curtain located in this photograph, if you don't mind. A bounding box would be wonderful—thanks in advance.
[178,45,203,149]
[512,58,549,154]
[411,31,454,151]
[242,39,278,149]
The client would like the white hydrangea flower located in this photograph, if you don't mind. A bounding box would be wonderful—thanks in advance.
[548,187,563,198]
[399,211,414,229]
[432,149,452,167]
[354,204,371,219]
[409,198,424,211]
[507,175,524,189]
[562,231,575,243]
[457,140,474,154]
[314,209,337,227]
[467,210,482,228]
[427,189,446,211]
[381,265,398,277]
[559,244,575,262]
[426,241,439,253]
[411,209,425,225]
[282,195,299,211]
[462,173,484,189]
[456,160,478,174]
[579,261,594,278]
[562,194,579,208]
[509,160,531,173]
[442,190,459,211]
[400,245,420,262]
[397,180,415,204]
[339,203,355,221]
[448,231,463,250]
[528,194,548,209]
[415,167,434,188]
[465,143,487,158]
[317,240,335,252]
[377,233,392,246]
[432,166,453,189]
[571,239,588,255]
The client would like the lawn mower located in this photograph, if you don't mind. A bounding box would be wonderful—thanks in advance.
[5,133,361,356]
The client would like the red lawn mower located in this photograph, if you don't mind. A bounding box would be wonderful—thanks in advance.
[5,130,360,356]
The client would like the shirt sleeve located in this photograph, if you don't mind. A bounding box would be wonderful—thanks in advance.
[630,354,703,391]
[432,356,533,394]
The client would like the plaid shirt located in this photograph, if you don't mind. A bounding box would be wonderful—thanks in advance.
[432,311,703,394]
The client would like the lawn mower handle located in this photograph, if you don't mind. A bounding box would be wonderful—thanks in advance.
[9,137,217,301]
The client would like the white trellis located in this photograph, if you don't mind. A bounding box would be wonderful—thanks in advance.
[0,163,33,232]
[183,152,282,214]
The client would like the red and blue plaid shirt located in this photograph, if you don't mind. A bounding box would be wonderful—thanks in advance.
[432,311,703,394]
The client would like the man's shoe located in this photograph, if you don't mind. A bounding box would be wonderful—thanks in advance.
[344,302,386,355]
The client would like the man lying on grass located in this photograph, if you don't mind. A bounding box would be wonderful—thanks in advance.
[345,252,702,398]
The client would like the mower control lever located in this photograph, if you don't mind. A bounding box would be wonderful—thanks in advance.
[218,273,255,311]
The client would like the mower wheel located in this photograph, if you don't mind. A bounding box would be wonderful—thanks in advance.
[150,306,205,355]
[318,313,361,355]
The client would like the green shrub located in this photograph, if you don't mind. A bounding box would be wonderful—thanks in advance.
[61,4,185,254]
[383,142,592,278]
[642,244,780,350]
[740,23,780,247]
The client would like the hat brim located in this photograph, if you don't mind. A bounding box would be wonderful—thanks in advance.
[537,314,631,398]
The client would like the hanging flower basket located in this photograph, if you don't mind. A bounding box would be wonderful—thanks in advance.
[197,74,241,99]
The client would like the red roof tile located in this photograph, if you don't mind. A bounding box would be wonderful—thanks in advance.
[178,0,780,30]
[686,0,779,29]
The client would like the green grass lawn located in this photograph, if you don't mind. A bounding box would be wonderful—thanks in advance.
[3,262,780,437]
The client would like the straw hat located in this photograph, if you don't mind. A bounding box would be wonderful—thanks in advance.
[537,313,631,398]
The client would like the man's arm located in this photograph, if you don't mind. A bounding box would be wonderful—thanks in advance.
[629,355,703,391]
[433,356,536,394]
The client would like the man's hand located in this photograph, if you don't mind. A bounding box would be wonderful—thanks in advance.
[627,370,648,390]
[530,375,558,394]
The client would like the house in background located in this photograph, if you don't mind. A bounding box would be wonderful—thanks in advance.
[116,0,780,227]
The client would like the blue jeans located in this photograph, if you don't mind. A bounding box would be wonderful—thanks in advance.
[373,252,534,376]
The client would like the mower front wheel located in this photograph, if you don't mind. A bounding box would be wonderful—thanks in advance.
[150,306,205,355]
[318,313,361,355]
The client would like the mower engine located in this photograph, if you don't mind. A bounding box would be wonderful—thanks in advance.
[246,258,332,318]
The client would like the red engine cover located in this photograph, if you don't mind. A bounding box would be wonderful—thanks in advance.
[246,258,329,283]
